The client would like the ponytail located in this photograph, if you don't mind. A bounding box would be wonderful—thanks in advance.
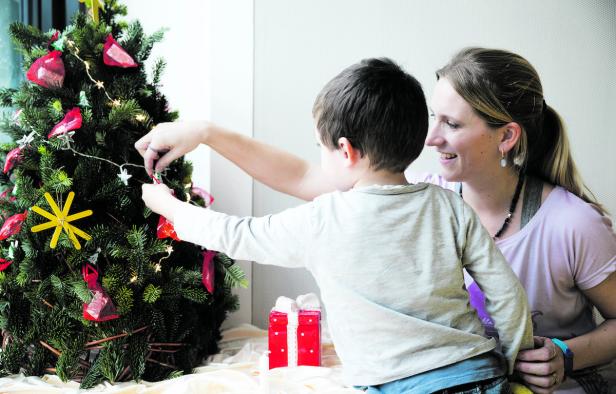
[528,104,608,215]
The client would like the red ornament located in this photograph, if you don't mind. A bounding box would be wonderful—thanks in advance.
[103,34,138,68]
[48,107,82,139]
[157,215,180,241]
[3,147,22,174]
[82,264,120,322]
[47,31,60,48]
[26,50,65,88]
[201,250,217,293]
[0,211,27,241]
[0,258,13,271]
[191,186,215,207]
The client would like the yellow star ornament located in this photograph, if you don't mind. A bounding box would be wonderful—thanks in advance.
[31,192,93,250]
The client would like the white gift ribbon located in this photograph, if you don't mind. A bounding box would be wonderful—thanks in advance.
[272,293,320,367]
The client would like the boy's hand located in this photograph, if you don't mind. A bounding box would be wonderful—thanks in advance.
[135,121,210,176]
[141,183,181,221]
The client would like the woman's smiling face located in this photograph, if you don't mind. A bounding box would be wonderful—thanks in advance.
[425,77,501,183]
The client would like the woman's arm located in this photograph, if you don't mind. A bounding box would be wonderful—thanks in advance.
[515,273,616,393]
[205,124,336,201]
[135,121,336,201]
[568,271,616,369]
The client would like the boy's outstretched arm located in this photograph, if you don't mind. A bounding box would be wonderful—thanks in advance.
[135,122,336,201]
[141,183,312,269]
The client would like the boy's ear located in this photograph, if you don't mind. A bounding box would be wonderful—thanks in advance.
[498,122,522,153]
[337,137,361,167]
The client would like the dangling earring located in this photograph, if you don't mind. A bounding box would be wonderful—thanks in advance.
[500,149,507,168]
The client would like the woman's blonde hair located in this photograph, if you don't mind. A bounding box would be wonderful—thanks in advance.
[437,47,606,215]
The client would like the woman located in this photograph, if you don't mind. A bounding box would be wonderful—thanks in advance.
[423,48,616,394]
[135,48,615,393]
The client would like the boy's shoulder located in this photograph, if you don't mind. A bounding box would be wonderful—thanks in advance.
[406,172,459,192]
[318,182,465,211]
[420,182,465,206]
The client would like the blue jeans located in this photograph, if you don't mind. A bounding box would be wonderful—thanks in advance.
[433,376,511,394]
[361,375,510,394]
[357,351,508,394]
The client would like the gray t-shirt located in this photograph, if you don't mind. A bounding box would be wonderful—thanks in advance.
[174,183,533,386]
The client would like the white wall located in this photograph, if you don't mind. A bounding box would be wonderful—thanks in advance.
[251,0,616,328]
[122,0,615,329]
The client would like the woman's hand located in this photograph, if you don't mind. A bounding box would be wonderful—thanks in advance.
[134,121,210,176]
[141,183,180,220]
[514,336,565,393]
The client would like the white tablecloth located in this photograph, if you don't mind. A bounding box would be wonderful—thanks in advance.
[0,324,360,394]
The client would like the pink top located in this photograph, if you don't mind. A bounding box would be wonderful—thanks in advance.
[495,186,615,338]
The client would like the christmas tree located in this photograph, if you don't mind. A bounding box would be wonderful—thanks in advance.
[0,0,246,388]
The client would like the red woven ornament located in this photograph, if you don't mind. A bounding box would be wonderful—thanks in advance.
[0,258,12,271]
[26,50,65,88]
[103,34,138,68]
[152,175,180,241]
[3,147,22,174]
[48,107,82,139]
[0,211,27,241]
[201,250,217,293]
[157,215,180,241]
[82,263,120,322]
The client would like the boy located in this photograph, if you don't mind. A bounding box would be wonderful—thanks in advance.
[139,58,533,392]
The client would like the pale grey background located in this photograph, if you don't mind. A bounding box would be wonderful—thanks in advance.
[251,0,616,328]
[120,0,614,328]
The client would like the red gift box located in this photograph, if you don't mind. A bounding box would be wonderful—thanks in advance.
[268,294,321,369]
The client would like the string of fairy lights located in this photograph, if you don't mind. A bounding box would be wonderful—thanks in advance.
[66,39,121,107]
[9,15,174,275]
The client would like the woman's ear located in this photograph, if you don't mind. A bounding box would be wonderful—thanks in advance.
[498,122,522,153]
[337,137,362,167]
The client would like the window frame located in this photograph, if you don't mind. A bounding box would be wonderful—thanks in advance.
[21,0,83,31]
